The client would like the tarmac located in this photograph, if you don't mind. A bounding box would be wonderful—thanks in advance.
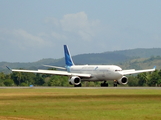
[0,87,161,89]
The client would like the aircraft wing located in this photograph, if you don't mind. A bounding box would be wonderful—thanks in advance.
[120,67,156,75]
[9,67,91,78]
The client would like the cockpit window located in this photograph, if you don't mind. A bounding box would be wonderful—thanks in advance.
[115,70,122,71]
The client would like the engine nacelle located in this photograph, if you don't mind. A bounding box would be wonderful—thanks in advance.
[69,76,81,85]
[117,76,128,85]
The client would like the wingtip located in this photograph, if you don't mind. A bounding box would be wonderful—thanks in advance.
[153,66,156,69]
[6,66,12,71]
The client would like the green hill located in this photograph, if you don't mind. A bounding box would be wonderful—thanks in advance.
[118,56,161,70]
[106,48,161,58]
[1,48,161,73]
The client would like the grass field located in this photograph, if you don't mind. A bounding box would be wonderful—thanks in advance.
[0,88,161,120]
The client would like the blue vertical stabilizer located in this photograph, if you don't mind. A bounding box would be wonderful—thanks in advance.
[64,45,75,67]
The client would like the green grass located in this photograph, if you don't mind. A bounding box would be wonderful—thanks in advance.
[0,88,161,120]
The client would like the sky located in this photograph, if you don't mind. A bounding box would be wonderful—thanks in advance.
[0,0,161,62]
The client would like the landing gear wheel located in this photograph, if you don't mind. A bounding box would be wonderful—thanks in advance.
[74,83,82,87]
[113,83,117,87]
[101,81,108,87]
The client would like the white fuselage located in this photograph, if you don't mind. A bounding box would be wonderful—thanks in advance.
[69,65,123,81]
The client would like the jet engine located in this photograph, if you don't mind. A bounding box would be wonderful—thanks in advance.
[69,76,81,85]
[117,76,128,85]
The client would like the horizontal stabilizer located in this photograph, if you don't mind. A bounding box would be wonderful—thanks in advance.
[43,65,66,70]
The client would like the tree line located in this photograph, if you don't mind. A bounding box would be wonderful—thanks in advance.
[128,69,161,86]
[0,70,161,87]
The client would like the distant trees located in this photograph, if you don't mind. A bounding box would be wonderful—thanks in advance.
[10,72,37,86]
[127,76,139,86]
[0,69,70,86]
[0,69,161,87]
[128,70,161,87]
[0,72,14,86]
[3,79,14,86]
[48,75,69,86]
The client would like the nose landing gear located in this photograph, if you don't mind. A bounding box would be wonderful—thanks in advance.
[113,80,118,87]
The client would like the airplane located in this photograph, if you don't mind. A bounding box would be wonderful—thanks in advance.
[7,45,156,87]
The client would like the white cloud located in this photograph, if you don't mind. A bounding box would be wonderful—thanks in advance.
[13,29,44,43]
[51,32,67,40]
[48,12,100,41]
[2,29,52,50]
[60,12,89,32]
[45,17,60,27]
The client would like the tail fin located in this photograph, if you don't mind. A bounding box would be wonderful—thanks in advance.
[64,45,75,66]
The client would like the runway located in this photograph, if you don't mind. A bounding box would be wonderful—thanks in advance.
[0,86,161,89]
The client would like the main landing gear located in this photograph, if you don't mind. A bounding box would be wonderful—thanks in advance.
[100,80,118,87]
[101,81,108,87]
